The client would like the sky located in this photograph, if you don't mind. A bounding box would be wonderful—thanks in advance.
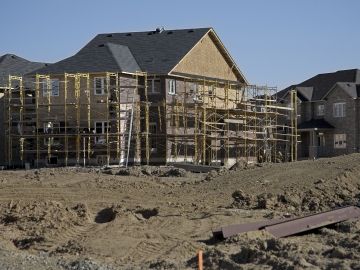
[1,0,359,89]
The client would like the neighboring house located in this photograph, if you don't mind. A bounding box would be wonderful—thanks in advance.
[279,69,360,159]
[0,54,47,166]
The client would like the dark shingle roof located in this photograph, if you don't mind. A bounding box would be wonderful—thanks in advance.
[298,119,334,130]
[331,82,360,99]
[279,69,360,101]
[33,28,213,75]
[0,54,47,86]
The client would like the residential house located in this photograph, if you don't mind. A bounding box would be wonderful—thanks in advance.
[4,28,257,167]
[280,69,360,159]
[1,28,301,168]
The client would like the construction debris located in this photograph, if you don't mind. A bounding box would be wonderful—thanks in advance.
[213,206,360,239]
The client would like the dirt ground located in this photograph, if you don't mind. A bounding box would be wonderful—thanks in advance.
[0,154,360,269]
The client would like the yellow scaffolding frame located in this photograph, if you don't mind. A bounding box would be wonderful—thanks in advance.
[3,73,297,168]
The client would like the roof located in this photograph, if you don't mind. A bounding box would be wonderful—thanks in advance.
[324,82,360,99]
[298,118,334,130]
[296,86,313,101]
[279,69,360,101]
[0,54,47,86]
[31,28,247,82]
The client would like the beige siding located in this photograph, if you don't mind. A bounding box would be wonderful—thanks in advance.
[172,34,238,81]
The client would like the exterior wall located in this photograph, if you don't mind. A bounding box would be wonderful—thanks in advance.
[164,76,244,166]
[324,86,357,156]
[140,76,167,164]
[302,102,312,122]
[312,101,325,120]
[8,73,143,167]
[172,33,238,81]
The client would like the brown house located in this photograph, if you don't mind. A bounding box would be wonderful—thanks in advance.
[2,28,295,168]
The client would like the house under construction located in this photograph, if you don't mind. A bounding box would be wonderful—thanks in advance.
[0,28,297,168]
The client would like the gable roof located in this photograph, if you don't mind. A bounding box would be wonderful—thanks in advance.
[31,28,247,82]
[324,82,360,99]
[296,86,313,101]
[0,54,47,86]
[279,69,360,101]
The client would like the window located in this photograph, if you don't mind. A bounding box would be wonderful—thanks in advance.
[42,79,59,97]
[208,85,215,97]
[149,122,158,151]
[189,83,198,95]
[94,77,107,95]
[333,102,345,117]
[94,121,109,143]
[317,104,325,116]
[190,83,203,102]
[334,134,346,149]
[147,79,160,94]
[168,79,176,95]
[43,122,60,134]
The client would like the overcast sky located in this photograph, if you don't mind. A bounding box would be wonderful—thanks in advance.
[1,0,359,89]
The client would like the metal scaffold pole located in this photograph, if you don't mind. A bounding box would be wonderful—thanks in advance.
[144,73,150,165]
[202,79,206,165]
[64,74,68,166]
[75,74,81,165]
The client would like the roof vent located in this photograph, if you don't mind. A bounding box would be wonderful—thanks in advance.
[147,32,153,35]
[98,44,105,47]
[106,34,113,37]
[188,29,194,33]
[126,33,132,36]
[11,55,16,59]
[167,31,173,35]
[156,27,165,33]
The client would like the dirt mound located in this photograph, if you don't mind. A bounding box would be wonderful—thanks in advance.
[0,200,90,250]
[204,167,229,181]
[230,171,360,213]
[114,166,188,177]
[189,225,360,269]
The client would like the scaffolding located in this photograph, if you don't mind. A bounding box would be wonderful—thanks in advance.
[163,78,297,166]
[2,73,297,168]
[3,72,149,168]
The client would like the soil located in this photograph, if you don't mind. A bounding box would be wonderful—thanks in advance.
[0,154,360,269]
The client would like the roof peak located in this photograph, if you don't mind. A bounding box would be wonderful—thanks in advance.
[99,27,212,36]
[316,68,359,75]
